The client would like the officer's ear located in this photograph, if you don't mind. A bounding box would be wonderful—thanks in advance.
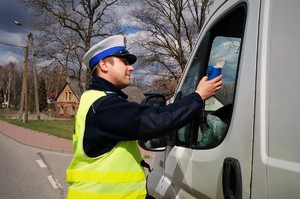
[99,60,109,72]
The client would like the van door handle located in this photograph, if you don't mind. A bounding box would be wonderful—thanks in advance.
[222,157,242,199]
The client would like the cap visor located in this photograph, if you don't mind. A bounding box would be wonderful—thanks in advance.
[112,53,137,65]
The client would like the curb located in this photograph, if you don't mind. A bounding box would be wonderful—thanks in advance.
[0,120,73,153]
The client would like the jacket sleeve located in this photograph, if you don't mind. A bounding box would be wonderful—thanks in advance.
[93,92,203,141]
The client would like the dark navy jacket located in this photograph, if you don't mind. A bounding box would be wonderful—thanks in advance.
[83,75,204,157]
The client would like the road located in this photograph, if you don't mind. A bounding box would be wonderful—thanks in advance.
[0,133,73,199]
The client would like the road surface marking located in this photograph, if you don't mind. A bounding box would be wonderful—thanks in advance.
[36,159,47,168]
[47,175,62,189]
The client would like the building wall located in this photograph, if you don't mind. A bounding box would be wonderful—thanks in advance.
[55,84,79,118]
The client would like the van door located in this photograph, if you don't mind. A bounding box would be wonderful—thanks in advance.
[160,1,260,198]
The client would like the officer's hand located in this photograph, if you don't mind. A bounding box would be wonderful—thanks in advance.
[195,75,223,100]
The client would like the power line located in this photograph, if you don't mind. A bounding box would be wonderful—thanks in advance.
[1,47,25,65]
[0,41,25,48]
[17,48,25,62]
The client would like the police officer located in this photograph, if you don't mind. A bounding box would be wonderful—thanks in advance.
[66,35,222,199]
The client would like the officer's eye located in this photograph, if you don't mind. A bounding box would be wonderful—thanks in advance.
[121,58,130,65]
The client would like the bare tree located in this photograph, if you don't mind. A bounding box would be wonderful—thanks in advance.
[39,66,68,103]
[0,62,17,109]
[21,0,127,91]
[130,0,214,95]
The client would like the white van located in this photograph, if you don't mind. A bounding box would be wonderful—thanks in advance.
[139,0,300,198]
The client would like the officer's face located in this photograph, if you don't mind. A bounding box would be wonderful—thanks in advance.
[105,57,134,89]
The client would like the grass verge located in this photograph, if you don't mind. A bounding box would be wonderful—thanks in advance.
[0,116,74,140]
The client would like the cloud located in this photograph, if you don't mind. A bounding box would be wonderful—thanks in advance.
[1,31,26,46]
[0,51,23,66]
[0,0,34,66]
[0,30,27,65]
[114,1,142,27]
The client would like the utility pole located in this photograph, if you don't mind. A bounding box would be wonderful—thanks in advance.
[18,72,24,120]
[32,37,40,120]
[23,33,31,123]
[15,20,40,121]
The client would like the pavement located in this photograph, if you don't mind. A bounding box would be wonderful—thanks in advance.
[0,120,155,163]
[0,120,73,153]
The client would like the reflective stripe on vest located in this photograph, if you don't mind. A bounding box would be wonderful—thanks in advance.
[67,183,146,199]
[66,90,146,199]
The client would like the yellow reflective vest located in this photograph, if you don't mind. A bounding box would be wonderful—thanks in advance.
[66,90,147,199]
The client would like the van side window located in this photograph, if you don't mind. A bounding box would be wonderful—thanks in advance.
[176,5,246,149]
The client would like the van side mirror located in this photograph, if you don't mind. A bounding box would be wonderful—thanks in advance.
[139,94,167,151]
[141,94,166,107]
[139,138,167,151]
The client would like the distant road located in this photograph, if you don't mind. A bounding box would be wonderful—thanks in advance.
[0,133,72,199]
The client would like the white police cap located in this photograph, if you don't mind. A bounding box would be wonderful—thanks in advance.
[83,35,137,70]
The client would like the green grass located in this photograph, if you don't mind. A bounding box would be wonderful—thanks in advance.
[0,116,74,140]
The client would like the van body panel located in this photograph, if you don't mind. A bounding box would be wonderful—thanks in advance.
[146,152,165,198]
[252,0,300,198]
[144,0,300,198]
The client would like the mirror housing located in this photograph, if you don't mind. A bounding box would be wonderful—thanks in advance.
[138,138,167,151]
[141,94,166,107]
